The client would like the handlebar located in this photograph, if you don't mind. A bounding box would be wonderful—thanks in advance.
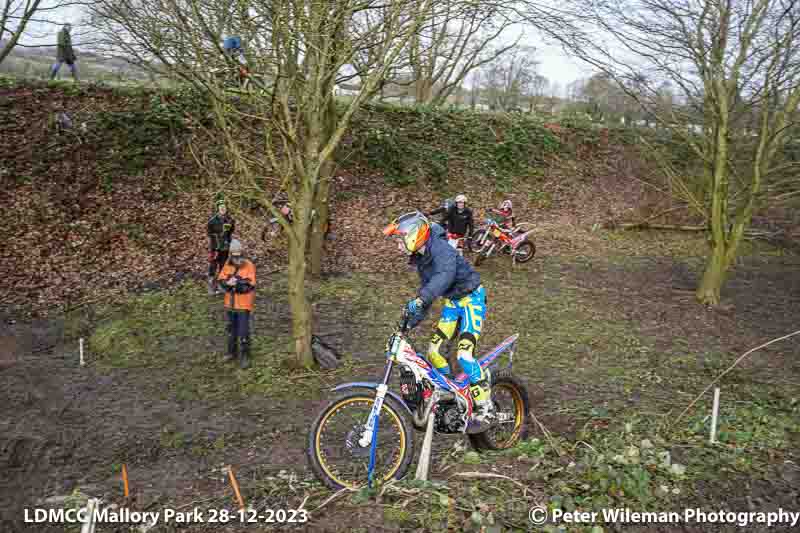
[399,307,411,333]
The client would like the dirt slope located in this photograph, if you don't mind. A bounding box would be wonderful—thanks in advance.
[1,80,664,319]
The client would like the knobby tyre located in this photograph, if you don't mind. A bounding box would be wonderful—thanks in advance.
[307,391,415,490]
[513,241,536,263]
[468,370,530,451]
[468,230,488,253]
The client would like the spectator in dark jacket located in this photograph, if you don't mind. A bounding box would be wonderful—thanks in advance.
[427,197,454,230]
[428,194,474,253]
[50,24,78,81]
[207,199,236,294]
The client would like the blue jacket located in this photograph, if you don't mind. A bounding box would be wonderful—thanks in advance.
[411,223,481,306]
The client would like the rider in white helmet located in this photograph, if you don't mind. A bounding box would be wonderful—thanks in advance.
[490,199,515,230]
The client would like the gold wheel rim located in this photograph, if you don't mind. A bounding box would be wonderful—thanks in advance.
[490,383,524,449]
[314,396,407,489]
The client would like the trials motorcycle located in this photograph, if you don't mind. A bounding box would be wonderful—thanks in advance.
[469,218,536,266]
[307,309,530,490]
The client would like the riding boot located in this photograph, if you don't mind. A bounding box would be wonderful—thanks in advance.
[239,337,251,369]
[467,379,495,433]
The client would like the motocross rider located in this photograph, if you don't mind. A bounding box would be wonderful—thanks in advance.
[490,199,515,230]
[382,211,495,431]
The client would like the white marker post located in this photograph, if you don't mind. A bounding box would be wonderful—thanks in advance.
[415,412,435,481]
[709,387,720,443]
[79,338,85,367]
[80,498,98,533]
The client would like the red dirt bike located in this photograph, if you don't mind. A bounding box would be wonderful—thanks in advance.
[469,218,536,266]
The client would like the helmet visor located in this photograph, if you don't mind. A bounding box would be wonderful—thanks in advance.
[382,211,427,237]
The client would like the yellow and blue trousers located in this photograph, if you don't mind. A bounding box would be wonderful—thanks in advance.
[427,285,487,386]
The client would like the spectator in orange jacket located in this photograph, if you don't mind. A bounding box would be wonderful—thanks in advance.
[217,239,255,369]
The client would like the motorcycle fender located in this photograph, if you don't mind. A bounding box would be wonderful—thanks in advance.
[331,382,414,416]
[512,230,533,247]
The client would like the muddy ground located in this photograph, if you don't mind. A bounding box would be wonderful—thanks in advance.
[2,244,800,532]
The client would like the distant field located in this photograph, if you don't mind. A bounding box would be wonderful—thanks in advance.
[0,46,154,83]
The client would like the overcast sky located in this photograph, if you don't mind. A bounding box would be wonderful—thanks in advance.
[526,41,596,97]
[21,5,596,96]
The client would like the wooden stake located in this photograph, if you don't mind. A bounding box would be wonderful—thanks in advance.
[122,464,130,499]
[227,466,246,510]
[414,412,435,481]
[710,388,720,444]
[79,338,85,366]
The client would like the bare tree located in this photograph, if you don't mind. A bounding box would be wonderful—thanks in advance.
[527,72,548,111]
[481,45,538,110]
[404,0,520,106]
[92,0,434,367]
[570,72,644,123]
[533,0,800,305]
[1,1,93,65]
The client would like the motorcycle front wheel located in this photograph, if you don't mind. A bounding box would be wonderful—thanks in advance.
[307,391,415,490]
[467,230,488,253]
[513,241,536,263]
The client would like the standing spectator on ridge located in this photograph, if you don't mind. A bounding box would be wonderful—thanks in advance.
[207,199,236,294]
[50,24,78,81]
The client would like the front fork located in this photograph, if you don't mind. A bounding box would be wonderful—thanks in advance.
[362,360,394,486]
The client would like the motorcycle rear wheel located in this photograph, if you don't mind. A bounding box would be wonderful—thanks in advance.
[513,241,536,263]
[468,371,530,451]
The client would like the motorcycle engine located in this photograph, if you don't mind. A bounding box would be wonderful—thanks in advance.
[434,400,466,434]
[398,367,421,409]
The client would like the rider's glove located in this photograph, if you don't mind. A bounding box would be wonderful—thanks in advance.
[406,297,424,315]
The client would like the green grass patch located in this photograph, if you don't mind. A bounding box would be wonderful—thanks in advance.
[80,255,799,524]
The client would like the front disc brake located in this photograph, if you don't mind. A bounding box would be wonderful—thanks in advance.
[345,425,371,457]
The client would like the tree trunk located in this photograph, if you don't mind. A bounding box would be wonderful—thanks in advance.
[696,239,728,305]
[416,77,433,103]
[309,99,336,278]
[695,82,731,306]
[288,223,315,368]
[309,163,331,278]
